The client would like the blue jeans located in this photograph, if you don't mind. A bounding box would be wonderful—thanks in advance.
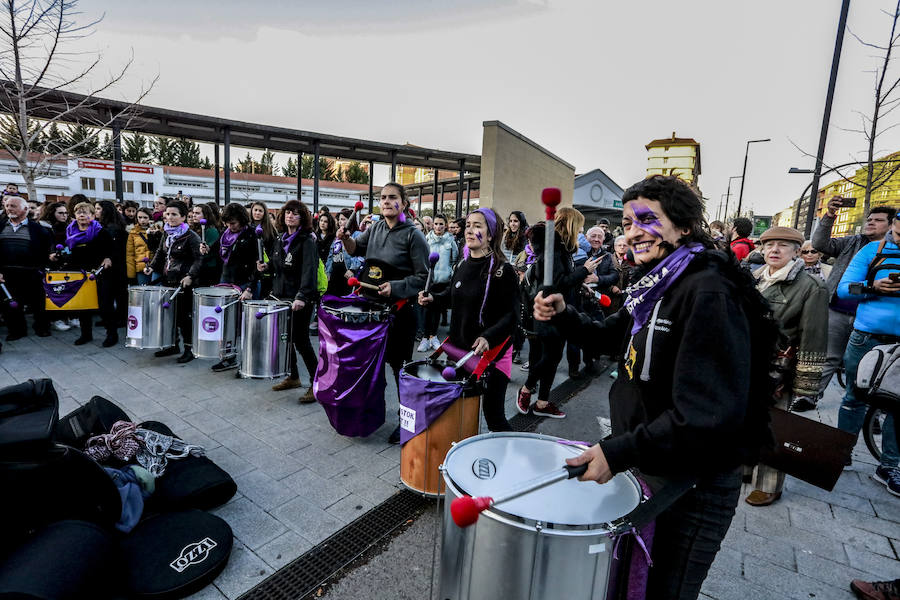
[837,329,898,468]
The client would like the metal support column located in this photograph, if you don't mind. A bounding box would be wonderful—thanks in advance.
[368,160,374,213]
[439,184,445,213]
[112,122,123,200]
[297,153,303,200]
[223,127,231,205]
[313,141,320,214]
[390,151,397,182]
[214,144,220,206]
[466,181,471,214]
[417,187,422,215]
[456,160,465,219]
[432,169,438,215]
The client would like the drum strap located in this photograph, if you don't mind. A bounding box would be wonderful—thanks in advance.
[624,477,696,530]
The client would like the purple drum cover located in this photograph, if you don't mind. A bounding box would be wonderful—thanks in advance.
[43,274,87,308]
[314,295,391,437]
[397,369,463,445]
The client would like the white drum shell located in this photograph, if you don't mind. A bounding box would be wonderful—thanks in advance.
[439,432,641,600]
[124,286,177,350]
[239,300,291,379]
[192,287,241,359]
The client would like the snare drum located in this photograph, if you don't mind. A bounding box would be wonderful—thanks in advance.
[399,361,481,496]
[440,433,642,600]
[239,300,291,379]
[192,286,241,359]
[125,286,178,349]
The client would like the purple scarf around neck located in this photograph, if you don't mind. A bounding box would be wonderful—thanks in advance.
[164,222,189,247]
[219,226,245,264]
[623,243,704,335]
[282,229,300,254]
[65,220,102,250]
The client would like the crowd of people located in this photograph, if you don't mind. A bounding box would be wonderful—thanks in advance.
[1,177,899,599]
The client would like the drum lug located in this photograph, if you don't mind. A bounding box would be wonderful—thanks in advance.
[534,521,543,533]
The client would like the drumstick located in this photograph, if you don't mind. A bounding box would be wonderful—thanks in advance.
[89,265,104,281]
[350,200,364,228]
[541,188,562,292]
[451,463,589,528]
[591,289,612,308]
[255,225,264,263]
[255,305,290,319]
[199,218,207,241]
[162,285,183,309]
[441,350,477,380]
[423,252,440,296]
[347,277,379,291]
[214,297,243,313]
[0,283,18,308]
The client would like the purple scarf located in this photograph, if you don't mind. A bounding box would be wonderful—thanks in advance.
[624,243,704,335]
[282,229,299,254]
[219,227,245,264]
[65,220,102,250]
[163,222,189,247]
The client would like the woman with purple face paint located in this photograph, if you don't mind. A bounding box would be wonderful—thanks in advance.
[419,208,516,431]
[533,175,768,600]
[338,182,430,443]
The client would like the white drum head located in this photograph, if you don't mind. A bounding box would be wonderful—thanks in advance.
[444,433,641,527]
[194,287,239,299]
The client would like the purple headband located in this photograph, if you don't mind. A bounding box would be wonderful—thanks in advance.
[472,208,498,238]
[469,208,498,327]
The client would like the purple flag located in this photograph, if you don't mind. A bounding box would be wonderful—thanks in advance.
[314,295,392,437]
[398,370,463,445]
[43,274,87,308]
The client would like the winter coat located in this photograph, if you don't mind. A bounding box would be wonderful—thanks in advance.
[269,231,318,304]
[425,230,459,284]
[219,227,259,291]
[149,230,203,284]
[812,213,874,299]
[838,236,900,337]
[349,219,429,300]
[126,225,152,279]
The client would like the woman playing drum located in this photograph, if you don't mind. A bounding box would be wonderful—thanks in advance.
[337,182,430,443]
[143,200,203,364]
[258,199,319,403]
[49,199,116,347]
[419,208,517,432]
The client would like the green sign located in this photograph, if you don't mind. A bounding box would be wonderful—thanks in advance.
[752,216,772,238]
[613,199,623,208]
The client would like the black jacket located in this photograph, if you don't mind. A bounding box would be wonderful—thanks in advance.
[0,217,52,271]
[269,231,318,304]
[58,228,113,273]
[219,228,259,291]
[552,250,754,479]
[150,230,203,283]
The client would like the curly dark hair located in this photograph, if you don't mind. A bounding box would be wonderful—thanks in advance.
[621,175,713,248]
[277,199,312,233]
[221,202,250,228]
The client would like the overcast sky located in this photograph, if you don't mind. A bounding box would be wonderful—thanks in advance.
[74,0,900,217]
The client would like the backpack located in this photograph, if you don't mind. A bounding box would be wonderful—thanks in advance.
[857,343,900,410]
[317,259,328,295]
[865,238,900,289]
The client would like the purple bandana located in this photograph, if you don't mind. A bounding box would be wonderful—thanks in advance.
[65,220,102,250]
[43,273,87,308]
[282,229,299,254]
[624,243,704,335]
[163,222,189,247]
[398,370,463,444]
[219,227,245,264]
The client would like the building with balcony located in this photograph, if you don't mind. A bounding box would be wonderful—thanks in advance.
[645,132,701,188]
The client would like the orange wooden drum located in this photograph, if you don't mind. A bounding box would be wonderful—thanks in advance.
[399,361,482,496]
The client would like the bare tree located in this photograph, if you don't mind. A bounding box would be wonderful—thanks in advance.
[0,0,155,200]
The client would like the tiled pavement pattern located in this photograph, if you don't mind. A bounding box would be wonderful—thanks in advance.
[0,324,567,600]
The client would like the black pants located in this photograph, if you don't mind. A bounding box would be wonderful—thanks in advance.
[647,469,742,599]
[423,282,449,338]
[385,303,416,387]
[0,269,48,335]
[481,367,513,432]
[173,284,193,347]
[288,303,317,382]
[78,276,116,339]
[525,331,564,401]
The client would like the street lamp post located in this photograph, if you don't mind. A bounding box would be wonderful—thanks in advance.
[736,138,771,217]
[723,175,743,221]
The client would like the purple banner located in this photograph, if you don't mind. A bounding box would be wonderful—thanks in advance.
[43,274,86,308]
[398,370,463,445]
[314,295,391,437]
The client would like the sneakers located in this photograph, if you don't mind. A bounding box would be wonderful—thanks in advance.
[532,402,566,419]
[609,369,618,379]
[416,337,430,352]
[429,336,441,351]
[850,578,900,600]
[519,361,529,371]
[873,466,900,497]
[516,386,533,414]
[154,345,180,358]
[272,377,302,391]
[52,320,71,332]
[512,351,522,365]
[211,357,238,372]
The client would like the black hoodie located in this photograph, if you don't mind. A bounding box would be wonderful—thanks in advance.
[551,250,757,480]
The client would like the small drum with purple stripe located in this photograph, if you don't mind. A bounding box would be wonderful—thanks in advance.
[238,300,291,379]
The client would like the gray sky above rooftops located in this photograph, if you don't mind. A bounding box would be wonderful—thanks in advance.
[78,0,899,218]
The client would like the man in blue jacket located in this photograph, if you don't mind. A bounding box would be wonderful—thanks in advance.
[836,210,900,496]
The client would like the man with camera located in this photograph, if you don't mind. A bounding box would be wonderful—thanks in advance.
[836,208,900,496]
[812,198,896,404]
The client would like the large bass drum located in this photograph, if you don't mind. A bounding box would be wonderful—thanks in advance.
[239,300,291,379]
[440,432,642,600]
[192,286,241,360]
[125,286,177,350]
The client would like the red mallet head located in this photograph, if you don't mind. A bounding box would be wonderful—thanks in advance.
[541,187,562,220]
[450,495,493,528]
[347,277,360,287]
[354,201,364,211]
[598,294,611,308]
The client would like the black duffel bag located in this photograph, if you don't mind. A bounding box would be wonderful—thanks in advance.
[56,395,131,450]
[0,378,59,457]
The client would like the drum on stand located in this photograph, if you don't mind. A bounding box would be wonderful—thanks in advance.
[192,287,241,360]
[440,433,643,600]
[239,300,291,379]
[399,361,481,496]
[125,286,177,350]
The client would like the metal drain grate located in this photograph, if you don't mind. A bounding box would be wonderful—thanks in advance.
[238,489,431,600]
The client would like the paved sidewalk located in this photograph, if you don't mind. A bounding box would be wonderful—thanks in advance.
[0,324,571,600]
